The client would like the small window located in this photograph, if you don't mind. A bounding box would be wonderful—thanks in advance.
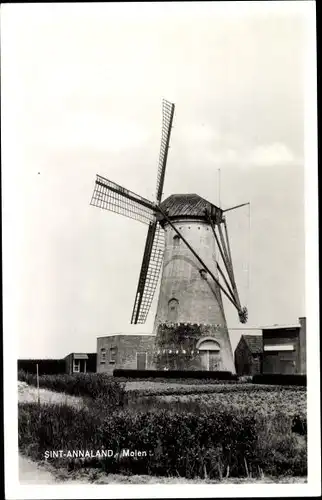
[168,298,179,322]
[73,359,80,373]
[264,344,294,352]
[109,346,117,363]
[173,234,180,247]
[199,269,207,280]
[100,348,106,364]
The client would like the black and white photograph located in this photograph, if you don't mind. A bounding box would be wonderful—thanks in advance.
[2,1,320,498]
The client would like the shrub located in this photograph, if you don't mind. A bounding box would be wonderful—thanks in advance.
[18,402,259,479]
[18,372,126,408]
[18,381,307,479]
[18,359,66,375]
[128,383,306,397]
[254,411,307,476]
[116,376,238,385]
[113,369,238,380]
[252,374,306,387]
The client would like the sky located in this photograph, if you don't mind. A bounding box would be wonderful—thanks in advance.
[2,2,315,358]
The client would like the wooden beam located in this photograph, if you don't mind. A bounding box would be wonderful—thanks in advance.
[156,205,240,311]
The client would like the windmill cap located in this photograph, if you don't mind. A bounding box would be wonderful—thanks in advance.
[159,193,223,220]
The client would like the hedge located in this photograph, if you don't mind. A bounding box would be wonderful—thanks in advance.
[18,359,66,375]
[18,371,125,406]
[18,402,307,478]
[252,374,306,387]
[113,369,237,380]
[19,403,258,478]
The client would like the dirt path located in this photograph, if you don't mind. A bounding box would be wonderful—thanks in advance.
[19,455,307,485]
[19,455,88,484]
[19,455,59,484]
[18,381,83,408]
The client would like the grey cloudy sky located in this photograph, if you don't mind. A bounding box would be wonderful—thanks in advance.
[2,2,313,358]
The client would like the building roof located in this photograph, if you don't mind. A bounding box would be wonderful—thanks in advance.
[73,353,89,360]
[159,194,223,221]
[97,333,156,339]
[242,335,263,354]
[262,324,300,331]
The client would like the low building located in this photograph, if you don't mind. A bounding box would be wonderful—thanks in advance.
[64,353,97,375]
[97,334,155,374]
[234,335,262,376]
[262,317,306,375]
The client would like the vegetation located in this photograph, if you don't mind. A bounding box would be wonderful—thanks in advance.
[18,396,307,479]
[18,371,307,479]
[252,374,306,387]
[127,383,306,397]
[113,369,237,380]
[18,370,126,408]
[18,359,66,375]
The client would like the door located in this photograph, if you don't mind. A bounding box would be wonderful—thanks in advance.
[137,352,147,370]
[209,351,221,370]
[199,350,221,370]
[198,339,221,371]
[200,351,209,370]
[264,353,296,374]
[280,358,296,374]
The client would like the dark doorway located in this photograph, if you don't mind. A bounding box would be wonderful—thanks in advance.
[137,352,147,370]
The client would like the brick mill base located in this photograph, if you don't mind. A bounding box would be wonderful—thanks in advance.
[153,322,235,372]
[97,323,236,374]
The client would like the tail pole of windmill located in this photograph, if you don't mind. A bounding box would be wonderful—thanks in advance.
[90,99,249,373]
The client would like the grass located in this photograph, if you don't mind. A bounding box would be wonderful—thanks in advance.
[19,452,307,484]
[17,374,307,481]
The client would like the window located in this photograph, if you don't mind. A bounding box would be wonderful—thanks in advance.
[137,352,147,370]
[264,344,294,352]
[168,298,179,322]
[100,348,106,364]
[109,346,117,363]
[173,234,180,247]
[73,359,80,373]
[199,269,207,280]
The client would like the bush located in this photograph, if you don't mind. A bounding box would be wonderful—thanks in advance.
[252,374,306,387]
[18,372,126,408]
[254,411,307,476]
[18,402,259,479]
[18,359,66,375]
[113,369,238,380]
[128,383,306,397]
[116,376,238,385]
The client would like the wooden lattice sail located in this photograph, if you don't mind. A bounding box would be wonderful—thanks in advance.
[90,99,248,372]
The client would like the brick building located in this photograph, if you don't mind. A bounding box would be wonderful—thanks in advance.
[64,353,97,374]
[262,317,306,375]
[234,335,262,376]
[96,334,155,374]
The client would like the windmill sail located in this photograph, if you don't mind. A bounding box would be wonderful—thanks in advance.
[155,100,175,202]
[131,221,165,324]
[90,175,156,225]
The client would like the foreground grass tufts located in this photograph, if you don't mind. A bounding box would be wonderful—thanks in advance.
[18,400,307,479]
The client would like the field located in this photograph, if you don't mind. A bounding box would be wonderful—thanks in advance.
[18,372,307,483]
[158,389,307,418]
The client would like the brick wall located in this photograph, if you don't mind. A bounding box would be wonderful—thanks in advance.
[97,335,156,374]
[64,353,97,374]
[262,328,300,374]
[234,337,251,375]
[234,338,262,376]
[154,322,235,372]
[251,354,262,375]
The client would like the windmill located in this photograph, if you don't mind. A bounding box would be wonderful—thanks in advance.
[90,99,248,373]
